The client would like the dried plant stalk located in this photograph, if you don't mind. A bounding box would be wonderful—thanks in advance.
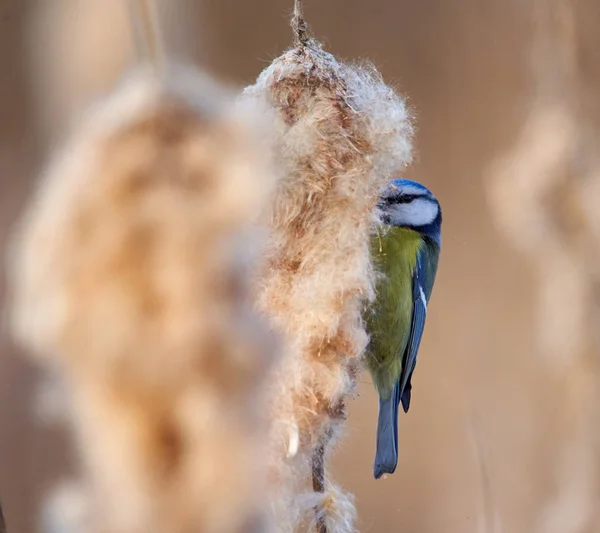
[242,18,413,533]
[26,0,198,142]
[0,501,5,533]
[26,0,134,141]
[126,0,165,71]
[7,65,278,533]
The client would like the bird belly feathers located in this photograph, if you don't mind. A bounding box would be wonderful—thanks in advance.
[366,226,423,399]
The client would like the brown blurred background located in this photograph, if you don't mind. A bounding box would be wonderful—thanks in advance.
[2,1,600,532]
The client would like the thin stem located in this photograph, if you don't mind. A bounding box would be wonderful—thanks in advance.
[312,443,327,533]
[292,0,309,45]
[127,0,165,73]
[468,411,501,533]
[0,501,6,533]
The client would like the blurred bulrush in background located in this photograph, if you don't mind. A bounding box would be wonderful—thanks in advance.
[7,59,281,533]
[1,1,600,533]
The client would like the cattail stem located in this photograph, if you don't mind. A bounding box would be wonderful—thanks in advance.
[468,412,499,533]
[312,443,327,533]
[127,0,164,72]
[0,501,6,533]
[292,0,309,45]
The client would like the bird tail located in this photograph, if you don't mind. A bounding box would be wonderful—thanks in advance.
[373,382,400,479]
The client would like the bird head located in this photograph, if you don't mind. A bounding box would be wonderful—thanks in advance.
[376,179,442,245]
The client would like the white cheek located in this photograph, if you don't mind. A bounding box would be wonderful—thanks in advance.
[389,198,438,226]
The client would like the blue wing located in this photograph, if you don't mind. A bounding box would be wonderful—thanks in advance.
[398,243,439,412]
[372,239,440,478]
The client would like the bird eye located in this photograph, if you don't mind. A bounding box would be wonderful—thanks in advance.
[396,194,416,204]
[377,193,418,206]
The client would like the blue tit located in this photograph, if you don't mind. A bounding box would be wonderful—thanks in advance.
[365,178,442,479]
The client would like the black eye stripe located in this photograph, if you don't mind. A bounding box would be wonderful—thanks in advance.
[381,194,418,204]
[397,194,418,204]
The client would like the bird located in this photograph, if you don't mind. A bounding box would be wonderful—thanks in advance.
[365,178,442,479]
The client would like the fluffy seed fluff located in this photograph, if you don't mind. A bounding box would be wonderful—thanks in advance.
[7,65,278,533]
[242,37,413,533]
